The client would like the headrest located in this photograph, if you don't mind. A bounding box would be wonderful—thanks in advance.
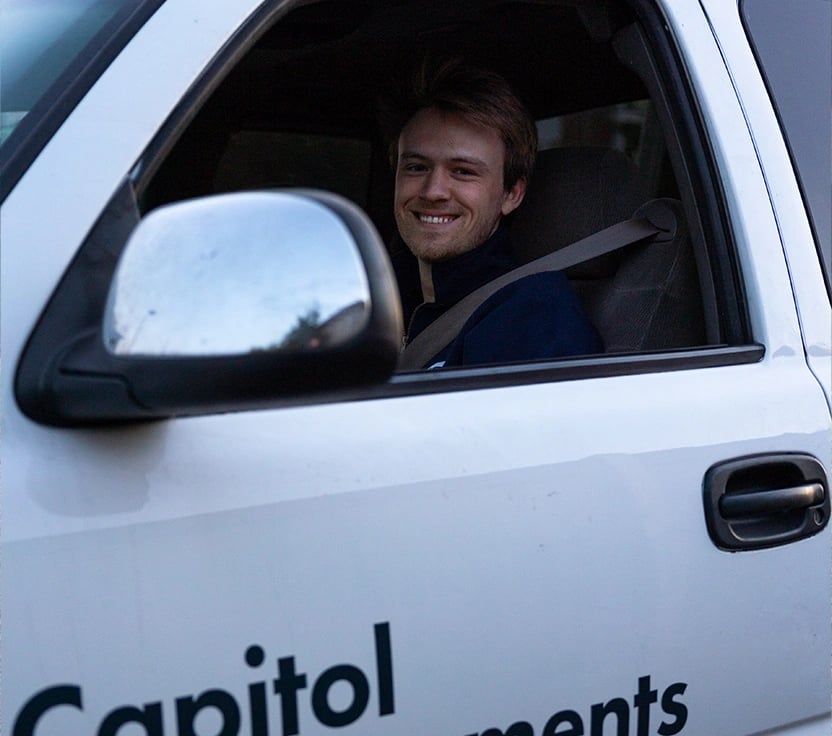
[510,146,648,277]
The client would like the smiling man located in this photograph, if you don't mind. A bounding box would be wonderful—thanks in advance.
[389,61,603,368]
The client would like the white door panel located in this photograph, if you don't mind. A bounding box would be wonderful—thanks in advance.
[6,462,829,735]
[4,355,825,539]
[6,352,830,735]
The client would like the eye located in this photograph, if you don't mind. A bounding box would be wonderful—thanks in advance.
[453,167,478,177]
[400,161,428,173]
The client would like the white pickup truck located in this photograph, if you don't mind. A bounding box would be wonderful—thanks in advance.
[2,1,830,735]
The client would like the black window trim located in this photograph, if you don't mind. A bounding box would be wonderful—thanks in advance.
[212,344,764,412]
[378,344,765,402]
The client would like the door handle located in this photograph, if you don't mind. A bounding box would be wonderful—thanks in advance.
[719,482,825,519]
[704,454,829,551]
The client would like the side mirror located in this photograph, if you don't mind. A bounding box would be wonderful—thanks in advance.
[16,190,403,425]
[105,191,377,357]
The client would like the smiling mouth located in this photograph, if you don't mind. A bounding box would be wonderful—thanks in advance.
[417,213,457,224]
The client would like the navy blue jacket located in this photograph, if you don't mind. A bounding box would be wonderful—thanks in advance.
[405,226,603,368]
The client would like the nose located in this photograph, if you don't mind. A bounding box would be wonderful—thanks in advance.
[420,168,450,201]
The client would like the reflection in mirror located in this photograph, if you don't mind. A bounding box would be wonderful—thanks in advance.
[104,192,371,357]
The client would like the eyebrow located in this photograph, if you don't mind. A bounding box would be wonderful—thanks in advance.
[399,152,491,170]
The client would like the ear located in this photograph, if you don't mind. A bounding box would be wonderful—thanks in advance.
[501,177,527,216]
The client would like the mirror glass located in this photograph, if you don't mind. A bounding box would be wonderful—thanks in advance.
[104,192,371,357]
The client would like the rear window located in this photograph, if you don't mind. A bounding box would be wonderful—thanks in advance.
[741,0,832,293]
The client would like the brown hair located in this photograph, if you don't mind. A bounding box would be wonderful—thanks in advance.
[382,59,538,189]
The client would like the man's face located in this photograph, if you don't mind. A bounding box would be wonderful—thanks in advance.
[394,107,526,263]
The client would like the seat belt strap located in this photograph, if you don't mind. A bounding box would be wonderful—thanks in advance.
[398,212,666,370]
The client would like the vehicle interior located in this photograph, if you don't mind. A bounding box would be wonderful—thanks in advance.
[137,0,744,369]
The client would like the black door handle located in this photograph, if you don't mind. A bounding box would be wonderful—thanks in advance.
[704,454,829,551]
[719,482,825,519]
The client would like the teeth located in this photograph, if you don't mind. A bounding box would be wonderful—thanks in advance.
[419,214,455,224]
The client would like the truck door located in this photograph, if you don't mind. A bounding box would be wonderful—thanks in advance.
[3,1,829,735]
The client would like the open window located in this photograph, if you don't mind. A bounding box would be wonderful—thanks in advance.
[138,0,746,367]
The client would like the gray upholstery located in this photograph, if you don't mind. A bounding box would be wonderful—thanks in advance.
[511,146,705,352]
[512,147,648,277]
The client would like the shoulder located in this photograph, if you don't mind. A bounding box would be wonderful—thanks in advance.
[472,270,579,317]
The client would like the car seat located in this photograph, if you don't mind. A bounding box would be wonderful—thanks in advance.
[510,146,705,352]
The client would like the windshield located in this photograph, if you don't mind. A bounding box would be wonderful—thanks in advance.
[0,0,162,200]
[1,0,139,145]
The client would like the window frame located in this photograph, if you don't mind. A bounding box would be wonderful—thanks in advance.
[16,0,768,425]
[126,0,763,386]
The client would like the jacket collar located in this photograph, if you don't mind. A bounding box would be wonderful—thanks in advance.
[426,225,516,307]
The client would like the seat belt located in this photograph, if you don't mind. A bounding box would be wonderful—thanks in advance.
[398,199,676,370]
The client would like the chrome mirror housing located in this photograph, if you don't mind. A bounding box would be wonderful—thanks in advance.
[104,191,373,357]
